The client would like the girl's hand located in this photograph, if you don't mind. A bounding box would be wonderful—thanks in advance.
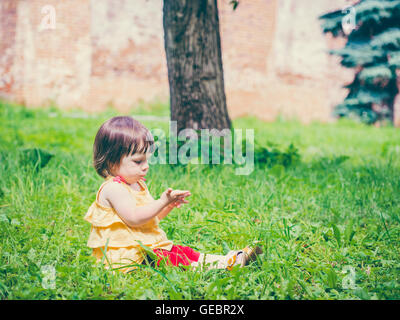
[168,196,190,209]
[161,188,191,208]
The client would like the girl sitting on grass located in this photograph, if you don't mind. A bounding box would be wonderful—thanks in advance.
[84,116,261,273]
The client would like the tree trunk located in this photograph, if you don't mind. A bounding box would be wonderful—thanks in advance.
[163,0,232,134]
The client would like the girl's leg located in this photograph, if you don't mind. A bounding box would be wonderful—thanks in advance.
[191,245,262,271]
[190,253,230,270]
[153,245,201,267]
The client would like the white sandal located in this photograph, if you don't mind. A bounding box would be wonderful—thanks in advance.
[226,244,262,271]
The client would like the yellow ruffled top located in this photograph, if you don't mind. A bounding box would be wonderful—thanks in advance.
[84,176,173,273]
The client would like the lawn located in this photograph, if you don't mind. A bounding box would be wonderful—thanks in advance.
[0,100,399,300]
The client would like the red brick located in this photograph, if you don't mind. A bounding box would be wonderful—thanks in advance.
[0,0,359,124]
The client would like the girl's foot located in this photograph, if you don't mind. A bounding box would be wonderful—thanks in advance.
[226,244,262,271]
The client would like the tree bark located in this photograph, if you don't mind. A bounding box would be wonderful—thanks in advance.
[163,0,232,134]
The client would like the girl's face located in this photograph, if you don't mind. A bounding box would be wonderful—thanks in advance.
[111,151,150,185]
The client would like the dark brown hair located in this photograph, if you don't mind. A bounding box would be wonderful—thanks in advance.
[93,116,154,178]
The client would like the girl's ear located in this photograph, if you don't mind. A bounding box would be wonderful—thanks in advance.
[107,161,118,176]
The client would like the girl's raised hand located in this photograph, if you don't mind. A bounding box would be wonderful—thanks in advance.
[161,188,191,207]
[169,195,190,208]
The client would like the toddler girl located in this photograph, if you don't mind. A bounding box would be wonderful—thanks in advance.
[84,116,261,273]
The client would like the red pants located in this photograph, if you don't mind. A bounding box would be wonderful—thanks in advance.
[153,245,200,267]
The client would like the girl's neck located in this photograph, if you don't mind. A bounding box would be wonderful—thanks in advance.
[112,175,145,191]
[114,175,129,184]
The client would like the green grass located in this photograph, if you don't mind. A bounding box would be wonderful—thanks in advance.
[0,100,399,300]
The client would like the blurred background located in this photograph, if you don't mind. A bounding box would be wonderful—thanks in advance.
[0,0,365,123]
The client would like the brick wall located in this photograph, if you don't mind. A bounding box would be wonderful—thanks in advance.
[220,0,354,123]
[0,0,17,97]
[11,0,91,108]
[0,0,357,123]
[88,0,168,111]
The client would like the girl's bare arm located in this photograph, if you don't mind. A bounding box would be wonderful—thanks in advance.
[157,203,175,220]
[104,183,168,227]
[104,183,190,227]
[146,187,190,221]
